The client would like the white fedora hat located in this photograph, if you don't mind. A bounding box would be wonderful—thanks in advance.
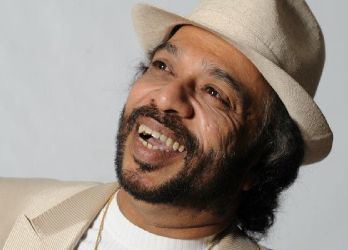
[131,0,333,165]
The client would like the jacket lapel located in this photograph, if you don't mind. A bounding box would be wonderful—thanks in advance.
[4,182,119,250]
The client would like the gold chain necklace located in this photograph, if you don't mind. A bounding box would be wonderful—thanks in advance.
[94,193,115,250]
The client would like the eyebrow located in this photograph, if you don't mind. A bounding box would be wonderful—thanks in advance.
[208,65,241,93]
[205,63,249,108]
[149,41,179,59]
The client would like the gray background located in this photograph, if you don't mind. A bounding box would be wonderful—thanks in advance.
[0,0,346,249]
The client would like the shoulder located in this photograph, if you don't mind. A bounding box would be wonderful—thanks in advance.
[0,177,113,248]
[0,178,101,230]
[0,177,101,213]
[0,177,98,190]
[216,232,273,250]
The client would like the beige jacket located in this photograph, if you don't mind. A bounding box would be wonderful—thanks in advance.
[0,178,267,250]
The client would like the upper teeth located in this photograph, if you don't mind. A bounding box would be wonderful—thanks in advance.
[138,124,185,152]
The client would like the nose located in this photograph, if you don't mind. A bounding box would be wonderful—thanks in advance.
[152,81,194,118]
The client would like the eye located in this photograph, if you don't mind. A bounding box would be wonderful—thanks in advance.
[151,60,170,72]
[205,86,221,99]
[204,86,230,107]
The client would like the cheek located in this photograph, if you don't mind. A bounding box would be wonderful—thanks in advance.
[204,123,224,149]
[196,107,238,150]
[202,121,220,138]
[203,120,235,151]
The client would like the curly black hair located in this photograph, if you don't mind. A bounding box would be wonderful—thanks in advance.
[232,91,304,241]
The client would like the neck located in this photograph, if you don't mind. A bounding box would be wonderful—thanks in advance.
[117,188,229,239]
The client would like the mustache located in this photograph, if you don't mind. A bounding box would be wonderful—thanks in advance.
[125,104,199,156]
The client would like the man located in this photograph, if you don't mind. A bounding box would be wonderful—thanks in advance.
[0,0,333,249]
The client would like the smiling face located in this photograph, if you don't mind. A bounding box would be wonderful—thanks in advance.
[115,26,272,211]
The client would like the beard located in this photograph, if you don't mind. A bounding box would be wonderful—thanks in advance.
[115,104,248,215]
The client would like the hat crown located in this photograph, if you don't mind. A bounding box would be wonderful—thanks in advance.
[189,0,325,97]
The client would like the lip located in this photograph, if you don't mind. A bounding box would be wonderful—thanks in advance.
[131,117,186,168]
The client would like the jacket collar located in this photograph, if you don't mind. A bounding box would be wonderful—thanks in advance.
[4,182,119,249]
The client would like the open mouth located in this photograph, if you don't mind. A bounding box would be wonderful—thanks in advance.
[137,124,185,153]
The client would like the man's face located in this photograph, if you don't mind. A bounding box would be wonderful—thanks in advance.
[115,26,271,211]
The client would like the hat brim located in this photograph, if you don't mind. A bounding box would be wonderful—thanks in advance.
[131,4,333,165]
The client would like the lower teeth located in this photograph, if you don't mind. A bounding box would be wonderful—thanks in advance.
[139,137,169,151]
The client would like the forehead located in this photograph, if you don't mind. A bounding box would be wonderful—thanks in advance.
[164,25,262,84]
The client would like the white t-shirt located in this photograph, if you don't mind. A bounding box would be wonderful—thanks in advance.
[77,192,214,250]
